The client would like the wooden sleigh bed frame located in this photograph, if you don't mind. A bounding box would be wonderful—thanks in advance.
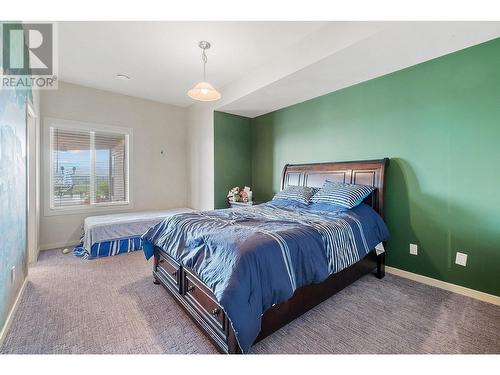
[152,158,389,353]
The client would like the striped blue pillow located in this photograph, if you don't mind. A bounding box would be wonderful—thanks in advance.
[272,185,315,205]
[311,181,375,209]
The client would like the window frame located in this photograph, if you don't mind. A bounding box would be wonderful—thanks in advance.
[43,117,133,216]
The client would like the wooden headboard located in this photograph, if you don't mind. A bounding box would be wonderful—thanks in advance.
[280,158,389,216]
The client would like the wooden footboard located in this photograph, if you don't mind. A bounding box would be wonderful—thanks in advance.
[153,248,240,353]
[153,246,384,354]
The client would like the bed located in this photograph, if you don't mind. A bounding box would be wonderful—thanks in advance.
[73,208,193,259]
[142,159,389,353]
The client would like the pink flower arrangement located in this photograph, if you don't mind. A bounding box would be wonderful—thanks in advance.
[227,186,252,203]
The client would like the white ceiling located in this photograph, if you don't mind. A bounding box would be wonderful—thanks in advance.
[218,22,500,117]
[59,21,500,116]
[58,21,328,107]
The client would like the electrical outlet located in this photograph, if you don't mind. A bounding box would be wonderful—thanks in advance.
[409,243,418,255]
[11,266,15,283]
[455,252,468,267]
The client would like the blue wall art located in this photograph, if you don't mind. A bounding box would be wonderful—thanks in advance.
[0,86,29,329]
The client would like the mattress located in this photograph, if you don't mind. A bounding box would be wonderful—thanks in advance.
[74,208,193,259]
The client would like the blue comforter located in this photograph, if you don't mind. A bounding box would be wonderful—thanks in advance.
[142,202,389,353]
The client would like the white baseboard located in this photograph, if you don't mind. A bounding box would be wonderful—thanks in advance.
[39,241,79,251]
[386,266,500,306]
[0,278,28,348]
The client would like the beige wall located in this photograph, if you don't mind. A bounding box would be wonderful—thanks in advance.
[27,90,40,264]
[187,105,214,210]
[39,82,189,250]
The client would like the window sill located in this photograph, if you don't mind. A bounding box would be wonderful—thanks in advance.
[44,202,133,217]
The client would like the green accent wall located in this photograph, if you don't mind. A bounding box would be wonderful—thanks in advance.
[214,38,500,296]
[214,111,253,209]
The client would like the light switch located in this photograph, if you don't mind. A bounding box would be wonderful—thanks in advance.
[410,243,418,255]
[455,252,468,267]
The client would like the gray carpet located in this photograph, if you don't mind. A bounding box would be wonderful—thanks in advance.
[1,249,499,354]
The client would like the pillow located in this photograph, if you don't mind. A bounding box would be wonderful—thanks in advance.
[272,185,315,205]
[311,181,375,209]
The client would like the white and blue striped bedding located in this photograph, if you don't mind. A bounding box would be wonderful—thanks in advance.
[142,201,389,352]
[73,237,143,259]
[73,208,193,259]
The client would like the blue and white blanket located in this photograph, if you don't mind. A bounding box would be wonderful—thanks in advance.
[142,202,389,353]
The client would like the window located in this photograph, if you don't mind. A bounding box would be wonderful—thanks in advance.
[48,120,130,211]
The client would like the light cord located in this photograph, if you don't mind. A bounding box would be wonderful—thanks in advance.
[202,49,207,81]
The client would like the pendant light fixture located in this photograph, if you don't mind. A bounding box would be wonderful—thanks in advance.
[187,41,221,102]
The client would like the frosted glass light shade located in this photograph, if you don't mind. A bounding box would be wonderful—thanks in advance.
[187,81,221,101]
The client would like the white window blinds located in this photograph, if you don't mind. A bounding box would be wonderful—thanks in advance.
[50,126,129,209]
